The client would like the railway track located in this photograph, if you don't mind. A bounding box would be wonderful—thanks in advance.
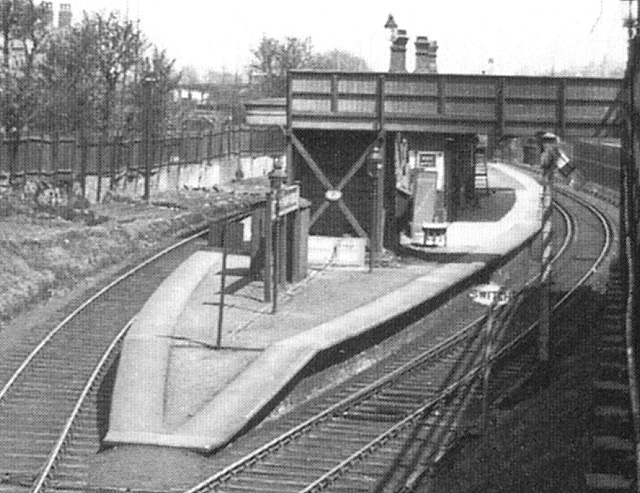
[0,184,612,493]
[0,225,212,492]
[183,188,613,493]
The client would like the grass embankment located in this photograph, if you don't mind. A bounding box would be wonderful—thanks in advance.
[0,180,267,327]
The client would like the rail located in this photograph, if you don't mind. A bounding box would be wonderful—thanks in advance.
[492,189,612,363]
[0,204,268,490]
[0,226,210,405]
[300,192,611,493]
[184,187,612,493]
[31,320,133,492]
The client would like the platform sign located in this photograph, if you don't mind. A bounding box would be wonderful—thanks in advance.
[416,151,445,191]
[411,170,437,237]
[417,152,436,168]
[272,184,300,219]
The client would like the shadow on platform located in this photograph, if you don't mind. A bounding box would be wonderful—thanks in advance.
[456,188,516,222]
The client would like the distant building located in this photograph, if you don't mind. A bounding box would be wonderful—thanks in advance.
[58,2,72,28]
[0,1,72,70]
[172,79,252,128]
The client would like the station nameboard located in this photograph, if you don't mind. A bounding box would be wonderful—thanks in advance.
[273,184,300,219]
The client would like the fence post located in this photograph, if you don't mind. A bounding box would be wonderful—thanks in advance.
[16,132,25,185]
[248,125,254,177]
[78,131,87,199]
[51,132,57,184]
[7,129,17,186]
[110,132,118,191]
[151,127,158,193]
[96,133,103,202]
[157,133,166,192]
[226,119,232,163]
[177,126,185,189]
[195,129,201,164]
[37,134,44,180]
[235,124,244,180]
[123,135,131,194]
[18,132,27,186]
[207,127,213,166]
[0,132,4,183]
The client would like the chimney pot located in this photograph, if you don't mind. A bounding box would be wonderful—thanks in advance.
[414,36,438,74]
[389,29,409,73]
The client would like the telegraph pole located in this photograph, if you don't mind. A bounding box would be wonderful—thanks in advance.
[538,134,556,368]
[621,2,640,486]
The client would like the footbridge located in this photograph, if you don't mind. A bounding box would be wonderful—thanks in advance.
[248,71,621,138]
[246,70,622,243]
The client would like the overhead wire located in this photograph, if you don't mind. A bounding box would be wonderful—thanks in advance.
[589,0,604,35]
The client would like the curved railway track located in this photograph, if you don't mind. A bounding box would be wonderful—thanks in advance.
[0,185,612,493]
[0,227,210,492]
[183,188,613,493]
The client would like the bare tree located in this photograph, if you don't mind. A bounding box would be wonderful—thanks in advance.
[0,0,50,131]
[278,36,314,73]
[310,49,371,71]
[40,24,99,134]
[0,0,51,182]
[250,35,315,96]
[180,64,200,84]
[251,36,280,78]
[80,11,143,133]
[132,48,181,134]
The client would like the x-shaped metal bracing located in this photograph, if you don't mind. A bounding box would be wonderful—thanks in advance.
[289,130,385,239]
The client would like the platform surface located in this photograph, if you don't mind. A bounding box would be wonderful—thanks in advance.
[105,162,542,451]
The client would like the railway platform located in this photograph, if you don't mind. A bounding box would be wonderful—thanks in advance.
[104,162,542,452]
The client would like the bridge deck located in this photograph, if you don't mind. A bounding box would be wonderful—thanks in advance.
[248,71,622,138]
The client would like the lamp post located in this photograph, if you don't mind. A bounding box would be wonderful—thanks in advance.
[621,0,639,39]
[232,116,245,181]
[367,144,384,271]
[142,72,158,203]
[268,158,287,313]
[384,13,398,42]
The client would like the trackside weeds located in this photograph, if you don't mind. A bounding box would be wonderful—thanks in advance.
[0,179,268,325]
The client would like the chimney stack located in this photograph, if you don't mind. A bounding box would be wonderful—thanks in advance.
[58,4,72,29]
[389,29,409,73]
[414,36,438,74]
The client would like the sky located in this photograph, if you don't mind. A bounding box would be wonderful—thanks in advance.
[64,0,629,77]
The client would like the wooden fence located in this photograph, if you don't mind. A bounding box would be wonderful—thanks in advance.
[0,125,286,192]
